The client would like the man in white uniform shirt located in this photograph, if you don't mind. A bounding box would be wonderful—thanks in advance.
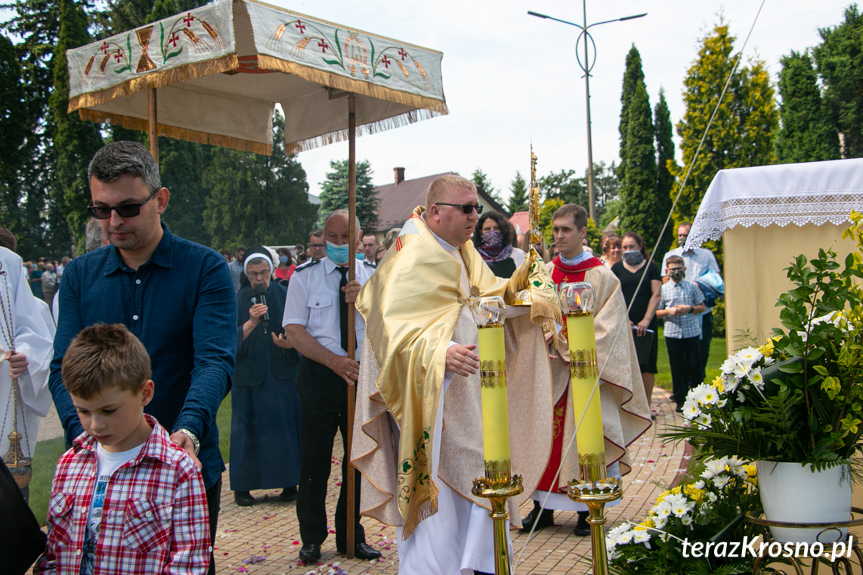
[280,209,379,564]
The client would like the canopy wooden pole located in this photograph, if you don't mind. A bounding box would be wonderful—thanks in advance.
[147,88,158,161]
[346,93,357,559]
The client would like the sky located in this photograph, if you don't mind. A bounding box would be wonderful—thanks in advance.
[269,0,851,204]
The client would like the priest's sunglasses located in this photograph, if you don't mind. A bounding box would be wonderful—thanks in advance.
[435,202,484,214]
[87,190,158,220]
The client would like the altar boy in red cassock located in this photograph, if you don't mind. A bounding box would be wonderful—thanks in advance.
[523,203,651,536]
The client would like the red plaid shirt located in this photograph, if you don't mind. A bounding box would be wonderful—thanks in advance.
[35,414,211,575]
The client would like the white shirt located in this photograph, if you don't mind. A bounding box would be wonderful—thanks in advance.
[282,256,374,360]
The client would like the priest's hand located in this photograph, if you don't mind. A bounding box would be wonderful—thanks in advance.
[4,350,28,378]
[446,344,479,377]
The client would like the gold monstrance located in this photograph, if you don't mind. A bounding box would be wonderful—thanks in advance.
[0,262,31,488]
[513,146,544,306]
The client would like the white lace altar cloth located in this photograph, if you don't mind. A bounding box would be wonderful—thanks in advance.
[685,158,863,249]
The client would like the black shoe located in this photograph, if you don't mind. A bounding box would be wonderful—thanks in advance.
[299,543,321,563]
[279,486,298,502]
[574,511,591,536]
[336,541,382,560]
[522,501,554,530]
[234,491,255,507]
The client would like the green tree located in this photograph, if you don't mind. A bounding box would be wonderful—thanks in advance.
[618,45,644,185]
[471,168,500,205]
[670,22,778,234]
[539,162,618,224]
[203,113,316,247]
[653,89,675,257]
[51,0,104,253]
[507,171,528,214]
[318,159,379,230]
[159,139,211,245]
[776,51,840,163]
[618,71,657,247]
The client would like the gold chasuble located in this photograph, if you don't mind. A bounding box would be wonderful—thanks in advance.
[353,207,556,538]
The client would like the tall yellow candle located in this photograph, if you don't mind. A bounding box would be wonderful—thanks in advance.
[566,313,605,469]
[477,324,510,474]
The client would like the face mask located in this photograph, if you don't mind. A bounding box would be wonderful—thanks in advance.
[622,250,644,266]
[356,253,365,260]
[279,256,289,264]
[326,241,349,264]
[669,269,685,282]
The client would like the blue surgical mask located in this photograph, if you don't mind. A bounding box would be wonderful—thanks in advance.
[356,253,365,260]
[279,256,289,264]
[326,241,349,264]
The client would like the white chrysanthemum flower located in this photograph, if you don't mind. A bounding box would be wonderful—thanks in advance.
[713,474,731,489]
[702,458,727,480]
[725,457,746,477]
[735,346,762,365]
[737,390,746,403]
[720,357,738,374]
[717,398,728,408]
[762,355,775,366]
[682,400,701,420]
[707,492,718,503]
[653,515,668,530]
[748,367,764,390]
[632,530,651,544]
[617,529,634,545]
[653,501,672,519]
[681,515,693,526]
[733,361,750,378]
[607,523,631,540]
[693,480,705,490]
[671,502,693,518]
[695,413,712,428]
[664,493,687,508]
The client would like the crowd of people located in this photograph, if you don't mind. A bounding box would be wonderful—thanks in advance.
[3,140,723,574]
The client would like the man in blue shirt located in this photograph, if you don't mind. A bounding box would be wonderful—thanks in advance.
[48,141,236,575]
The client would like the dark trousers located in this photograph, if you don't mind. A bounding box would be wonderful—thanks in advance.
[700,311,714,380]
[206,475,222,575]
[296,357,364,548]
[666,336,702,406]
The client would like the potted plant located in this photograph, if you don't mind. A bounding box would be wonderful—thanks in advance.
[607,456,762,575]
[664,212,863,543]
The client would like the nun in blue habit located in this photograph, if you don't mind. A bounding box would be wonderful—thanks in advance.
[229,247,302,506]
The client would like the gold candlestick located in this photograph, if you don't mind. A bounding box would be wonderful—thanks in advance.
[470,297,522,575]
[559,282,621,575]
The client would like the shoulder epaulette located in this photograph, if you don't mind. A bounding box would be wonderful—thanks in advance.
[295,259,321,272]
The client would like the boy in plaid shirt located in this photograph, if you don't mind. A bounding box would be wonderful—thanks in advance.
[657,255,705,412]
[36,324,210,575]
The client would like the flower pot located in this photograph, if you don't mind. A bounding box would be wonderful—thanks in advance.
[756,461,852,544]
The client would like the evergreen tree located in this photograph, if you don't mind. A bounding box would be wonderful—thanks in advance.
[670,22,778,234]
[776,51,840,163]
[471,168,500,205]
[507,171,528,213]
[812,5,863,158]
[618,45,644,185]
[653,89,675,257]
[159,139,211,245]
[318,159,379,230]
[618,80,657,246]
[538,162,618,224]
[51,0,104,253]
[203,113,316,247]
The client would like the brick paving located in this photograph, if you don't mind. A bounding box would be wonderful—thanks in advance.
[207,387,688,575]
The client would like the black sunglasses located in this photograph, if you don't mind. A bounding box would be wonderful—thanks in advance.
[87,191,157,220]
[435,202,483,214]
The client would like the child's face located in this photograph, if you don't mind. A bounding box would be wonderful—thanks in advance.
[668,264,686,283]
[71,381,154,453]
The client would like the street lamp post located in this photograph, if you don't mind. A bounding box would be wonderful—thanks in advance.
[528,4,646,222]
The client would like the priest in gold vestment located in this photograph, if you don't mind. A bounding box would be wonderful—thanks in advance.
[352,175,557,574]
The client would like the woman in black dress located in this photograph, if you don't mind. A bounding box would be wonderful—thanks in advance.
[611,231,661,409]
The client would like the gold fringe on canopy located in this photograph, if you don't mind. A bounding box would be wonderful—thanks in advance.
[77,108,273,156]
[67,54,239,113]
[291,108,441,153]
[257,54,448,115]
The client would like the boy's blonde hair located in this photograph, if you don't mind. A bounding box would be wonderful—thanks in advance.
[62,323,151,400]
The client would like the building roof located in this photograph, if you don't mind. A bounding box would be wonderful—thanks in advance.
[509,211,529,236]
[371,171,509,233]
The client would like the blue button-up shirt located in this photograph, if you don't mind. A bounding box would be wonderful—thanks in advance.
[49,225,236,488]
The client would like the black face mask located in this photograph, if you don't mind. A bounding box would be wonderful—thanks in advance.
[669,269,685,282]
[622,250,644,266]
